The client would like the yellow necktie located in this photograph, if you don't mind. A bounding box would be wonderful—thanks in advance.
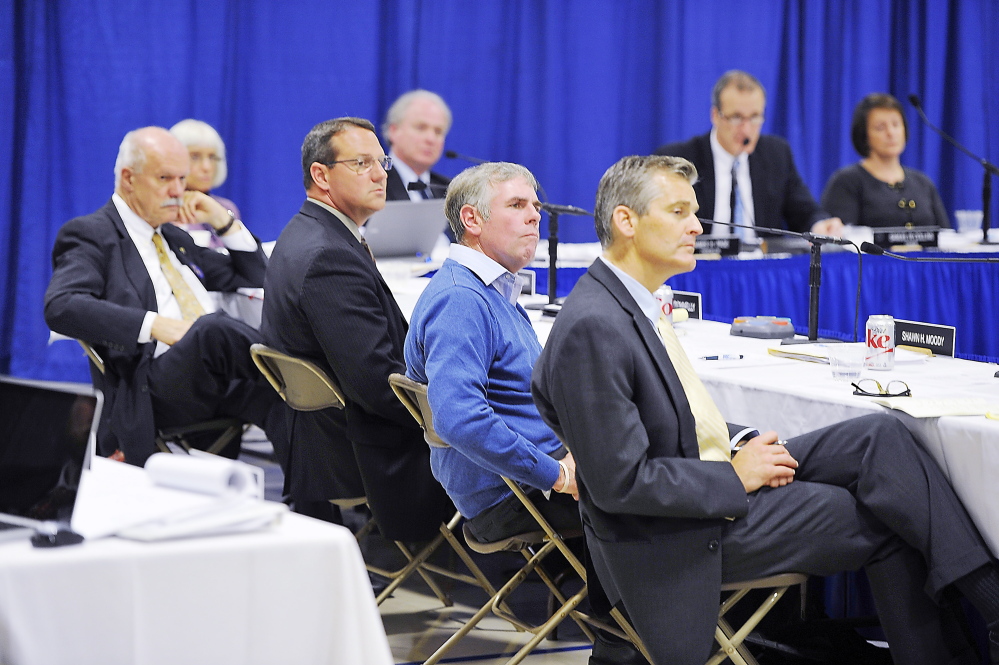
[151,233,205,321]
[657,315,731,463]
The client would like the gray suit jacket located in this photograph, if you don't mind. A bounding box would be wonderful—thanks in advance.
[532,259,748,664]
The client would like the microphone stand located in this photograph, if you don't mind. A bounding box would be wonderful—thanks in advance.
[908,95,999,245]
[705,218,855,342]
[526,203,593,314]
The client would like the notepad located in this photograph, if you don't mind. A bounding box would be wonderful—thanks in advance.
[867,396,995,418]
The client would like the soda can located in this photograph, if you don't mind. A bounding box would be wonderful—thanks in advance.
[866,315,895,371]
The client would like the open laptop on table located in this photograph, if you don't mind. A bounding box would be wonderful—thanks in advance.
[362,199,448,259]
[0,376,102,545]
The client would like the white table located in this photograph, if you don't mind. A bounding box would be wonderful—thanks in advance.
[0,513,391,665]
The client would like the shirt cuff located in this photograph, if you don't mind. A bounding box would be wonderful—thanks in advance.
[138,311,157,344]
[730,428,760,452]
[218,225,258,252]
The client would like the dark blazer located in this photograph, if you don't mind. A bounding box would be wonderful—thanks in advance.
[261,200,453,541]
[43,199,267,462]
[385,167,450,201]
[532,259,749,664]
[655,132,828,233]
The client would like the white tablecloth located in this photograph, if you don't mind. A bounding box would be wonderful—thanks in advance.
[0,513,391,665]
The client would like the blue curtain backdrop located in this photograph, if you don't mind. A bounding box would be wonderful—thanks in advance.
[3,0,997,382]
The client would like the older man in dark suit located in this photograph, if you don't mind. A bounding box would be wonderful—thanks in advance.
[532,154,999,664]
[655,70,842,240]
[260,117,453,539]
[382,90,452,202]
[44,126,282,465]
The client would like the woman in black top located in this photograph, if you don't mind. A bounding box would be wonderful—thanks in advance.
[821,93,948,229]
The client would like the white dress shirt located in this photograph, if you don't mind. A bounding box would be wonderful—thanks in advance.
[709,129,757,241]
[389,150,432,201]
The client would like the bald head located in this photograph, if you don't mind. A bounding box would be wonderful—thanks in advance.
[114,127,191,228]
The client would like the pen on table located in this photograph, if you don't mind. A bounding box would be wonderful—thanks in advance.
[699,354,744,361]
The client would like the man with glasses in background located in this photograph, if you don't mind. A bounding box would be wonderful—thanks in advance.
[261,117,453,540]
[655,70,842,240]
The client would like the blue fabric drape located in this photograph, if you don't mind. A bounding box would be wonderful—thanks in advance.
[3,0,998,381]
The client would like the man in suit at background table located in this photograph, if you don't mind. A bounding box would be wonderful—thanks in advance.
[260,117,453,538]
[44,126,283,465]
[532,153,999,664]
[655,70,842,241]
[383,89,452,202]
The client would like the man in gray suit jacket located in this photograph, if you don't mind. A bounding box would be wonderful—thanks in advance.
[261,117,453,539]
[533,154,999,664]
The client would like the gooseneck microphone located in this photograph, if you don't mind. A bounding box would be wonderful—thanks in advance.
[444,150,487,165]
[860,241,999,263]
[702,218,862,342]
[908,94,998,244]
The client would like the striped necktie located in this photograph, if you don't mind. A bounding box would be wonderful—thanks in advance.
[359,236,376,262]
[656,315,731,463]
[151,233,205,321]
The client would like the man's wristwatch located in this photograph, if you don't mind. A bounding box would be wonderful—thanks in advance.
[216,209,238,236]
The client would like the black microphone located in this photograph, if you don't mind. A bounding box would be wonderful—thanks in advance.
[859,241,999,263]
[908,95,999,177]
[702,218,853,246]
[541,202,591,216]
[444,150,487,165]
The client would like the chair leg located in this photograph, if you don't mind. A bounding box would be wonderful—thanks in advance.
[369,530,451,605]
[707,585,792,665]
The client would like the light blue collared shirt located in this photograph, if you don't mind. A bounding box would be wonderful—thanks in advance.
[598,256,660,329]
[449,244,522,305]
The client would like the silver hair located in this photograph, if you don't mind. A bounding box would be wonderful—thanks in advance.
[593,155,698,248]
[381,90,453,143]
[169,119,228,188]
[711,70,766,109]
[113,128,150,190]
[444,162,538,243]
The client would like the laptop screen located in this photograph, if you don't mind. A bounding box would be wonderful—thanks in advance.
[0,376,99,522]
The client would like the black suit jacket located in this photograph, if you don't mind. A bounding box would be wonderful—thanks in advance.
[260,200,452,541]
[532,259,748,664]
[43,199,267,462]
[385,167,450,201]
[655,132,828,233]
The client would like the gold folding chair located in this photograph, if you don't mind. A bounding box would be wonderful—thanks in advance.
[388,373,652,665]
[709,574,809,665]
[75,338,244,457]
[251,345,492,607]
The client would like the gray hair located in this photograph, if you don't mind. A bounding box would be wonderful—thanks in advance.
[711,70,766,109]
[381,90,453,143]
[113,128,152,189]
[300,117,377,190]
[593,155,698,248]
[169,119,228,188]
[445,162,539,243]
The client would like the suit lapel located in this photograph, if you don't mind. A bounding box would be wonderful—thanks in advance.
[587,261,700,459]
[695,134,717,219]
[105,202,158,311]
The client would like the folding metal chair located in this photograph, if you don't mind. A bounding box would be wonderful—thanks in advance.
[75,338,244,457]
[710,574,809,665]
[388,373,652,665]
[252,345,494,607]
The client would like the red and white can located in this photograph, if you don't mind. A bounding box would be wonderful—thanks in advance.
[865,315,895,371]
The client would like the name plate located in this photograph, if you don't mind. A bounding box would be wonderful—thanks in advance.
[895,318,955,356]
[671,290,702,320]
[872,226,940,249]
[694,236,740,256]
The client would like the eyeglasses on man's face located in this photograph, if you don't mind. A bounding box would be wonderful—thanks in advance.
[718,112,765,127]
[851,379,912,398]
[326,155,393,175]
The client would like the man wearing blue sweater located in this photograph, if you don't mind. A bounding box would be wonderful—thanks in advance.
[404,162,580,542]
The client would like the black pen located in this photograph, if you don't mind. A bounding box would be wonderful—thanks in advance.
[699,354,744,361]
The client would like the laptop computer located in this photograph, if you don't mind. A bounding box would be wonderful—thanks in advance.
[0,377,102,543]
[362,199,449,259]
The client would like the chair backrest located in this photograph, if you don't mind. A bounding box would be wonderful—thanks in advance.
[387,373,446,448]
[249,343,345,411]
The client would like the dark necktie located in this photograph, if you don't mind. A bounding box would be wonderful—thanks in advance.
[420,185,432,200]
[359,236,376,263]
